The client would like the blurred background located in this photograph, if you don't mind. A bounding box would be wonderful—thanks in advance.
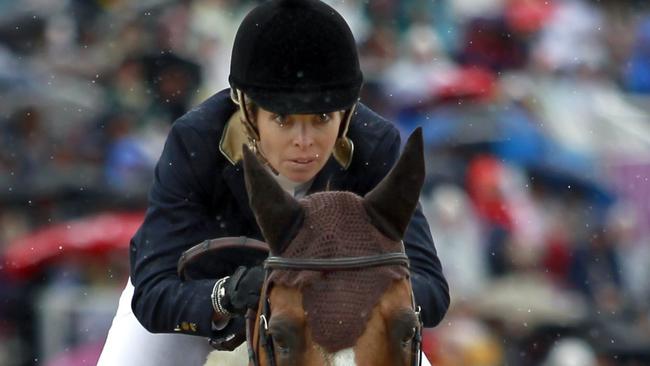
[1,0,649,365]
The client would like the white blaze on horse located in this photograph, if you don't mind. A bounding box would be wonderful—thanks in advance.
[207,128,428,366]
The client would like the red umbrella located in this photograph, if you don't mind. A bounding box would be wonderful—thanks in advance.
[3,211,144,279]
[433,66,497,102]
[506,0,556,34]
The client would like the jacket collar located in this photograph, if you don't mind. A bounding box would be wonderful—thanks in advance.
[219,111,248,165]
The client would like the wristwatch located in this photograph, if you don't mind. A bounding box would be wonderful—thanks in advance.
[211,276,231,318]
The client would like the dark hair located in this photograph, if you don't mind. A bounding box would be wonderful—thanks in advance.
[242,94,258,124]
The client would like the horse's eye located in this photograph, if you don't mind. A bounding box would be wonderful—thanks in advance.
[276,343,291,355]
[269,320,301,358]
[272,333,290,351]
[401,327,416,348]
[268,315,304,362]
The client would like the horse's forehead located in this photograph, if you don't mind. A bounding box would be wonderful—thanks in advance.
[293,191,402,256]
[302,191,365,218]
[299,192,375,242]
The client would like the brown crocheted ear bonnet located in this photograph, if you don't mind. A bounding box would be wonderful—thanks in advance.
[268,191,409,352]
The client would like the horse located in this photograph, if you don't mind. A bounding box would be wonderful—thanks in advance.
[208,128,426,366]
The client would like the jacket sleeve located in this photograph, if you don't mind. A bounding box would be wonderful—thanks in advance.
[129,121,221,337]
[362,128,450,327]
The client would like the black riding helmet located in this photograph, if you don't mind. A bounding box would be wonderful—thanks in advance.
[229,0,363,115]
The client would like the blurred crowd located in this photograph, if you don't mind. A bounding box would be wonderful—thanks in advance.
[1,0,650,365]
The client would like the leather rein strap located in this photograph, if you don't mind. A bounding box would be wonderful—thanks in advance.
[246,251,423,366]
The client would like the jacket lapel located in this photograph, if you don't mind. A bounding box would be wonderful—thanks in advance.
[222,162,257,226]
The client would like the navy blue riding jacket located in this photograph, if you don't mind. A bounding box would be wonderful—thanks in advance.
[129,89,449,338]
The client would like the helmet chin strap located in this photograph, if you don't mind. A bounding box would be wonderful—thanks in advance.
[232,89,280,175]
[338,102,356,140]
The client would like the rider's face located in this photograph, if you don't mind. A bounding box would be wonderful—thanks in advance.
[257,107,343,184]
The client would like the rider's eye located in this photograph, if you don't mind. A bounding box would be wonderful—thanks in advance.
[273,114,287,125]
[317,113,331,123]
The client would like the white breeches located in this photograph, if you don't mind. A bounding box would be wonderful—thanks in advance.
[97,279,214,366]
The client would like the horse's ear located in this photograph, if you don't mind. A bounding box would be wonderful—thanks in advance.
[363,128,425,241]
[242,145,304,254]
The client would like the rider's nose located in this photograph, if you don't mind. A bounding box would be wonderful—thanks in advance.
[292,122,314,148]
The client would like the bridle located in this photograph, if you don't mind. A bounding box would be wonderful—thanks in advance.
[246,252,423,366]
[245,251,423,366]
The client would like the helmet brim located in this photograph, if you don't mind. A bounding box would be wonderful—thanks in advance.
[244,85,361,115]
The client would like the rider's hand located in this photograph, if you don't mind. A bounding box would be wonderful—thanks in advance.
[222,265,265,314]
[209,316,247,351]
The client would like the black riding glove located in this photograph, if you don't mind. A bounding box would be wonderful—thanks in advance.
[209,315,247,351]
[222,265,265,315]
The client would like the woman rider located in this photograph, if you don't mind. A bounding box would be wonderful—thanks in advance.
[98,0,449,364]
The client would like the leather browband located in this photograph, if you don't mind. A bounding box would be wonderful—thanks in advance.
[264,252,410,271]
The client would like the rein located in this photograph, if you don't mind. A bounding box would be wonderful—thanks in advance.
[246,252,423,366]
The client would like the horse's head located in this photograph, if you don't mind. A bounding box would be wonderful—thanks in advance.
[243,129,425,366]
